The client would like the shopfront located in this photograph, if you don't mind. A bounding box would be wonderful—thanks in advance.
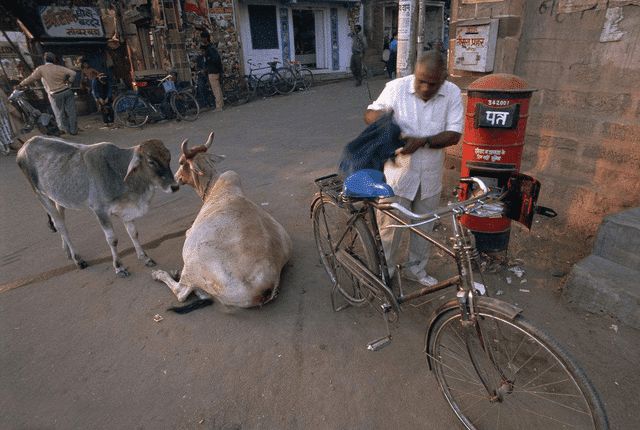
[236,0,361,75]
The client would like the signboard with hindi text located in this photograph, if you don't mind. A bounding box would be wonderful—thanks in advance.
[39,6,104,38]
[475,103,520,129]
[453,19,498,72]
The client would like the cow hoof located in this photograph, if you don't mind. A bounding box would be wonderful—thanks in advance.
[76,259,88,269]
[151,270,164,281]
[169,269,181,281]
[116,268,130,278]
[144,258,157,267]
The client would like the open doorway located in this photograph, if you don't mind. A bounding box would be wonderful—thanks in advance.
[292,10,315,67]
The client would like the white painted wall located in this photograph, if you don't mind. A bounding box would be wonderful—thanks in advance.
[237,2,283,77]
[237,2,357,74]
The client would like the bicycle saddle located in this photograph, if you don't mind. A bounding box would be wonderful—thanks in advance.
[343,169,394,199]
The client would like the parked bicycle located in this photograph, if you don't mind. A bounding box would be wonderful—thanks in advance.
[311,170,608,430]
[258,59,297,96]
[284,59,314,91]
[113,74,199,128]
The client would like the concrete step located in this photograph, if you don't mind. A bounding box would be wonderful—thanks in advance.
[593,207,640,270]
[563,254,640,329]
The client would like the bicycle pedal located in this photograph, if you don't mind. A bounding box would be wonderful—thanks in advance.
[367,335,392,351]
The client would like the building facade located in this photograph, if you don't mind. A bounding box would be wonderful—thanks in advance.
[447,0,640,242]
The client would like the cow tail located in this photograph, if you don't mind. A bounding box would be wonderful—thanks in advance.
[167,298,214,314]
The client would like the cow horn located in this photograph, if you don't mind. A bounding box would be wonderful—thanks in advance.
[204,132,215,149]
[181,139,191,157]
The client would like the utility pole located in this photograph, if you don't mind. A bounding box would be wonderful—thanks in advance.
[396,0,417,77]
[416,0,426,55]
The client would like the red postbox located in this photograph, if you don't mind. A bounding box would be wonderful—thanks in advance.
[459,74,535,252]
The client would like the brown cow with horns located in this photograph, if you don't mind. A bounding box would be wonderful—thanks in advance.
[152,132,292,310]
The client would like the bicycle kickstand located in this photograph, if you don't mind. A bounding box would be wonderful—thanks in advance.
[331,282,351,312]
[367,303,393,351]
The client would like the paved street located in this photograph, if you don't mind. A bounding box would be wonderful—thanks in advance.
[1,77,638,429]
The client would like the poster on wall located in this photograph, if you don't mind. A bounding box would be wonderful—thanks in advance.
[39,6,104,38]
[397,0,412,40]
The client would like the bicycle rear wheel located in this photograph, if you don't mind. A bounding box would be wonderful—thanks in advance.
[299,68,314,90]
[427,306,608,429]
[274,67,296,94]
[171,91,199,121]
[311,195,379,306]
[114,94,149,127]
[257,73,277,97]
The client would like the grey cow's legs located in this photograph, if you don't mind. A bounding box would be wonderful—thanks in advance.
[37,195,87,269]
[123,220,156,267]
[94,211,129,277]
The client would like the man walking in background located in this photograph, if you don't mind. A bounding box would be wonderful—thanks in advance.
[349,25,367,86]
[19,52,78,135]
[364,52,463,286]
[201,32,224,112]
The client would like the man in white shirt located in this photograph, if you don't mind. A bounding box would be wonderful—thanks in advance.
[364,52,463,286]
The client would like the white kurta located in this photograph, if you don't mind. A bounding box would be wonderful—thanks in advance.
[367,76,463,200]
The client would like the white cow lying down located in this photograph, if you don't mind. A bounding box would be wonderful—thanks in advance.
[152,132,292,310]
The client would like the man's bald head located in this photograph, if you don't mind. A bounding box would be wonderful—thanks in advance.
[415,51,447,76]
[413,52,447,101]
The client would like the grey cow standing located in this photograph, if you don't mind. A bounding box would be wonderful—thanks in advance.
[17,136,179,277]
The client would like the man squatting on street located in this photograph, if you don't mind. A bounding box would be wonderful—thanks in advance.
[19,52,78,136]
[364,51,463,287]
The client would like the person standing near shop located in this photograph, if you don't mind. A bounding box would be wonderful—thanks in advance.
[91,72,114,127]
[364,52,463,286]
[388,32,398,79]
[201,32,224,112]
[349,25,367,86]
[18,52,78,135]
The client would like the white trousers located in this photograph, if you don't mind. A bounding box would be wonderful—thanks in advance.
[377,191,440,278]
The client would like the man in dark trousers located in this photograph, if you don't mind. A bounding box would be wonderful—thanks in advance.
[19,52,78,135]
[349,25,367,86]
[91,73,114,127]
[201,32,224,112]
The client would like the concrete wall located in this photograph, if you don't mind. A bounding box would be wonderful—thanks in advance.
[450,1,640,246]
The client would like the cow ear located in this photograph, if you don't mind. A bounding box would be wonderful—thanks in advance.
[211,154,226,163]
[125,151,142,181]
[189,159,205,176]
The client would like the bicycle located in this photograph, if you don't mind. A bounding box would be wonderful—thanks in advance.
[284,59,314,91]
[310,170,608,430]
[258,59,296,96]
[113,74,199,128]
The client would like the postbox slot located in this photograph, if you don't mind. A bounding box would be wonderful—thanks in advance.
[474,103,520,129]
[464,161,516,195]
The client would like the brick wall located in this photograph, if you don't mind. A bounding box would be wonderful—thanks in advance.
[450,1,640,247]
[516,4,640,236]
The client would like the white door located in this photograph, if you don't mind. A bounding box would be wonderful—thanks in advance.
[314,10,326,69]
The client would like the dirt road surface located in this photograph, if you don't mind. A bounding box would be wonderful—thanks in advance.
[1,77,638,429]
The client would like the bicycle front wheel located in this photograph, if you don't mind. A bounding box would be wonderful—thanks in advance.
[171,91,199,121]
[311,195,379,306]
[274,67,296,94]
[299,68,314,90]
[114,94,149,127]
[427,306,608,430]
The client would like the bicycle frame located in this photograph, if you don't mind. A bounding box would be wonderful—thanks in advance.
[319,177,497,316]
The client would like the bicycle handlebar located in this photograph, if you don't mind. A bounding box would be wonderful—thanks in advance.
[377,177,495,221]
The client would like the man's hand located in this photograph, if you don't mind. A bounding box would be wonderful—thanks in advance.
[399,136,426,155]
